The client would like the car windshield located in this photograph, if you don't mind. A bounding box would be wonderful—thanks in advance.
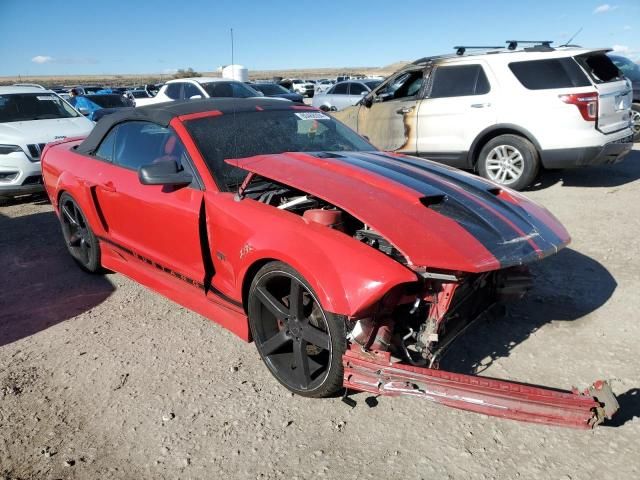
[609,55,640,82]
[185,109,376,190]
[0,93,79,123]
[254,84,289,95]
[85,94,129,108]
[201,81,259,98]
[363,80,382,90]
[130,90,150,98]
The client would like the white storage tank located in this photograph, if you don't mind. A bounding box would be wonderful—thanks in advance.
[222,64,248,82]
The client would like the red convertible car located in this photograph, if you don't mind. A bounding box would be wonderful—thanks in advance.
[42,98,618,428]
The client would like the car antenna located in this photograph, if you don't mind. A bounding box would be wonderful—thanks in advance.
[230,27,239,166]
[560,27,583,47]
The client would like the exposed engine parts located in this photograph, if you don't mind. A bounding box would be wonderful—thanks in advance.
[243,176,409,264]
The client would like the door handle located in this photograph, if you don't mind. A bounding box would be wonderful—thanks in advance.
[396,106,414,114]
[470,103,491,108]
[98,181,116,192]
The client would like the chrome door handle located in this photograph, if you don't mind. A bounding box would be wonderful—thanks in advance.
[396,106,414,114]
[470,103,491,108]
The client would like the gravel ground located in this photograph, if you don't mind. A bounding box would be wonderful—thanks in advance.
[1,147,639,479]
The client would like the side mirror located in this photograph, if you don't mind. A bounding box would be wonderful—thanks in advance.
[138,160,192,187]
[78,107,90,116]
[374,92,393,103]
[189,95,202,100]
[361,95,373,108]
[360,91,367,95]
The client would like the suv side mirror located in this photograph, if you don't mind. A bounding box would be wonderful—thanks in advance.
[375,92,393,103]
[138,160,192,187]
[361,95,373,108]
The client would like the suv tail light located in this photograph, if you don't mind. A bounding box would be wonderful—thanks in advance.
[559,92,598,121]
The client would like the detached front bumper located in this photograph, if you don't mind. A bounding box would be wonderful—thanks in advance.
[343,348,619,429]
[541,137,633,169]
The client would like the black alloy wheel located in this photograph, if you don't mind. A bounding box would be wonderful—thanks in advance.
[59,193,101,273]
[248,262,346,397]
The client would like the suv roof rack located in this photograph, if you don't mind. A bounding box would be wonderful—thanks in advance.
[453,46,504,56]
[506,40,554,50]
[412,39,563,65]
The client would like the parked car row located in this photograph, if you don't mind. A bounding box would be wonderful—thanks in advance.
[0,43,636,199]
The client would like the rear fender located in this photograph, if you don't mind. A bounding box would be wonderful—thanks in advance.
[52,170,107,237]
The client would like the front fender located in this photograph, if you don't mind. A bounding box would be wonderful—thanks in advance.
[205,193,417,317]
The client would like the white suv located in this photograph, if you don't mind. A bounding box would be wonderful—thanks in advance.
[0,87,94,198]
[133,77,263,107]
[334,44,634,190]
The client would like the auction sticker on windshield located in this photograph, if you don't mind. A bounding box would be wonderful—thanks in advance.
[36,95,57,101]
[295,112,330,121]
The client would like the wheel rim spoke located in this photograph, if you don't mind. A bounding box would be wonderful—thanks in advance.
[289,279,304,320]
[62,204,78,225]
[292,340,311,388]
[255,286,289,320]
[260,330,291,356]
[301,324,330,350]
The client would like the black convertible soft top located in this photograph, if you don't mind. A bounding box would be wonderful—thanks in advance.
[76,98,296,155]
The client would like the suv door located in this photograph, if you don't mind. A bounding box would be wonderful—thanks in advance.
[89,121,206,286]
[355,68,425,152]
[416,63,496,167]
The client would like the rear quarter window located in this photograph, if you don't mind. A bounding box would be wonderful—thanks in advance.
[508,58,590,90]
[574,53,624,84]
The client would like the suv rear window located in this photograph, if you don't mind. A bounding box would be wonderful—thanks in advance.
[509,58,590,90]
[429,65,490,98]
[574,53,624,84]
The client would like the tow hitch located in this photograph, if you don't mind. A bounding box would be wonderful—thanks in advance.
[343,348,619,429]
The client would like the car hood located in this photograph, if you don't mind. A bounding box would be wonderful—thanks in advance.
[228,151,570,273]
[0,116,94,145]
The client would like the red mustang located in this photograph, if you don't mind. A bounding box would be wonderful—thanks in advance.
[42,98,618,428]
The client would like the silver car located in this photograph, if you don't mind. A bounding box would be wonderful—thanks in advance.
[312,80,381,111]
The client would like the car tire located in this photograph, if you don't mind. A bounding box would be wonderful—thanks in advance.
[632,103,640,142]
[248,261,346,398]
[477,134,539,191]
[58,193,102,273]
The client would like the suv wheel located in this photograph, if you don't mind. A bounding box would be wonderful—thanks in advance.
[632,104,640,142]
[477,134,539,191]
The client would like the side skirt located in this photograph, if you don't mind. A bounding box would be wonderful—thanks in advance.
[99,239,250,341]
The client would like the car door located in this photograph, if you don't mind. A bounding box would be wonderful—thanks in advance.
[355,68,425,152]
[89,120,206,285]
[328,82,349,110]
[183,82,204,100]
[346,82,368,110]
[416,63,496,164]
[163,82,183,102]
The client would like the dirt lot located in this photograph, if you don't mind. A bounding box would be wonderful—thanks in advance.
[1,148,639,479]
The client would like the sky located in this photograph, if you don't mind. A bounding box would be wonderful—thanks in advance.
[0,0,638,76]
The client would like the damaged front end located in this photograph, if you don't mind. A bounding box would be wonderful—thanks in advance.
[343,269,619,428]
[230,154,619,428]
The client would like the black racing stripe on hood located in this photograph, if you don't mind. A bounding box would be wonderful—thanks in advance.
[327,152,541,266]
[384,153,566,253]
